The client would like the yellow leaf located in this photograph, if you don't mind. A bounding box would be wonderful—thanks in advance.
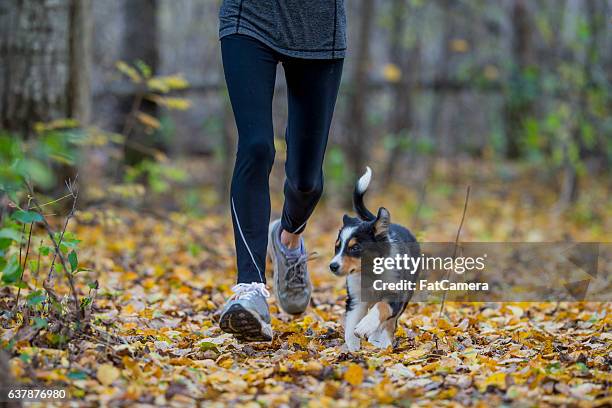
[34,118,79,134]
[382,63,402,83]
[116,61,141,83]
[169,357,193,366]
[147,74,189,93]
[218,357,234,369]
[304,361,323,373]
[97,363,120,386]
[480,372,507,392]
[135,112,161,130]
[166,97,191,110]
[174,266,193,281]
[437,318,453,331]
[163,75,189,90]
[404,344,431,360]
[122,356,142,379]
[484,64,500,81]
[9,359,25,378]
[148,95,192,111]
[323,382,340,398]
[123,322,137,330]
[344,363,364,386]
[287,333,309,348]
[478,355,499,369]
[121,303,135,316]
[450,38,470,53]
[422,361,440,372]
[35,369,66,382]
[121,271,139,282]
[438,387,458,399]
[178,285,192,294]
[142,278,156,290]
[374,377,394,404]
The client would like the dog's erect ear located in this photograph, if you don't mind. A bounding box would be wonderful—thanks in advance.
[373,207,390,237]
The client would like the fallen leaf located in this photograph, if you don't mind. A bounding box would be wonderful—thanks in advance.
[480,372,507,392]
[97,364,120,386]
[344,363,364,386]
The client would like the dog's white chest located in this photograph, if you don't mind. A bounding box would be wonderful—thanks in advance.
[346,273,361,302]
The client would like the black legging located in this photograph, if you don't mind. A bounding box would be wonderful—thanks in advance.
[221,34,344,284]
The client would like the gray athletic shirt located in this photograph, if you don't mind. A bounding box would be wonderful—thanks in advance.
[219,0,347,59]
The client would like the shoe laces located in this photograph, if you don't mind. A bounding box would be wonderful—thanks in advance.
[231,282,270,300]
[286,252,318,289]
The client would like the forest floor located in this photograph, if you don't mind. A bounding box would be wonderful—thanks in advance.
[2,162,611,407]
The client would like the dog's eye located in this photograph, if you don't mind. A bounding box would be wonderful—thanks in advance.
[348,244,361,253]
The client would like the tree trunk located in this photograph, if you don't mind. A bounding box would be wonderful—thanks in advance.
[0,0,73,137]
[429,0,454,157]
[383,0,417,187]
[68,0,92,126]
[0,0,91,196]
[504,0,533,159]
[344,0,375,184]
[558,0,603,207]
[0,0,91,136]
[121,0,159,165]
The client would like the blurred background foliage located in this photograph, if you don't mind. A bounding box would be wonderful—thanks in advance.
[0,0,610,379]
[0,2,610,395]
[0,0,610,215]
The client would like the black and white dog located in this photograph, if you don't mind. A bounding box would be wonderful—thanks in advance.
[329,167,418,351]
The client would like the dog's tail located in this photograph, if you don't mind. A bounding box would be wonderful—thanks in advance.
[353,166,376,221]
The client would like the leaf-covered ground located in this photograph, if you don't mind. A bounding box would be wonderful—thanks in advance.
[3,163,612,406]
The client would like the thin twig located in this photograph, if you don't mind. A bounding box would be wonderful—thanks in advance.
[17,199,30,274]
[44,179,79,281]
[37,193,74,208]
[28,178,82,320]
[123,139,165,158]
[14,198,32,312]
[121,86,145,138]
[42,279,61,305]
[439,185,471,317]
[412,158,435,231]
[18,222,25,269]
[411,183,427,230]
[34,239,43,288]
[14,221,34,311]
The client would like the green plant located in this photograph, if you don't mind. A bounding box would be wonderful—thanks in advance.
[124,159,188,194]
[0,121,84,199]
[1,127,95,350]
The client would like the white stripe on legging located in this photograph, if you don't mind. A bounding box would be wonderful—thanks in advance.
[292,220,307,234]
[231,197,264,282]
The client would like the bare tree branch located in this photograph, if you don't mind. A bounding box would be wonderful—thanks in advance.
[439,185,471,317]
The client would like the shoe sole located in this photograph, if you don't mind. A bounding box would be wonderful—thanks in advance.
[219,303,273,342]
[267,220,310,316]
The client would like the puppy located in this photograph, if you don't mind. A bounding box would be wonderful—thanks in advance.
[329,167,419,351]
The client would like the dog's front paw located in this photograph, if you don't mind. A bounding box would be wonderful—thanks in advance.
[367,328,393,349]
[354,312,380,339]
[344,337,361,352]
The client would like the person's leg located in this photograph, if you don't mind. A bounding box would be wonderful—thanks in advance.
[221,34,278,284]
[281,57,344,237]
[267,56,344,315]
[219,34,279,341]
